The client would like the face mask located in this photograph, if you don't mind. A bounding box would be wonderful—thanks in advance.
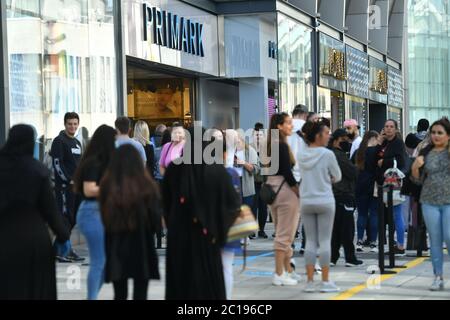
[339,141,352,153]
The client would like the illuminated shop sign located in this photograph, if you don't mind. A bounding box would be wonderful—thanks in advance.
[143,3,205,57]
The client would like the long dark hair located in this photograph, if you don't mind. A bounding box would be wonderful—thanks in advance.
[73,125,117,195]
[267,113,295,165]
[0,124,35,157]
[355,130,379,170]
[301,120,329,145]
[100,144,160,232]
[420,117,450,158]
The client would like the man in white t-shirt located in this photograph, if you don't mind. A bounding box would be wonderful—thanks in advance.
[344,119,362,160]
[287,105,308,270]
[288,105,308,182]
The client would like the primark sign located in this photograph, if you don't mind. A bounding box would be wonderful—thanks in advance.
[143,3,205,57]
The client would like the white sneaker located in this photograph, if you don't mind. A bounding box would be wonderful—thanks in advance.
[430,277,444,291]
[320,281,341,293]
[303,281,316,293]
[288,271,302,282]
[290,258,296,270]
[272,272,298,286]
[356,241,364,252]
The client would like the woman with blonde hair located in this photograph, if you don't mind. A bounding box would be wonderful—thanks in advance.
[134,120,155,178]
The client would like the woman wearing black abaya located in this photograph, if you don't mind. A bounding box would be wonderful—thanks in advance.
[162,127,241,300]
[0,125,69,300]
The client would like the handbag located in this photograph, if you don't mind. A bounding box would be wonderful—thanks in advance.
[227,205,258,242]
[374,183,406,206]
[259,179,286,205]
[383,189,406,206]
[376,159,406,206]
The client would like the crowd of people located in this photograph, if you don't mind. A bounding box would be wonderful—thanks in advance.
[0,107,449,300]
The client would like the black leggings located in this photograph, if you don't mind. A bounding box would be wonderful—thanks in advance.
[113,279,149,300]
[253,183,269,232]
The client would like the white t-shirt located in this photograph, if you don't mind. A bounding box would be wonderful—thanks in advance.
[235,150,245,177]
[287,119,306,182]
[350,136,363,159]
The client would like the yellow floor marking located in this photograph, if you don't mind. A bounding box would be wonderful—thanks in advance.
[331,257,427,300]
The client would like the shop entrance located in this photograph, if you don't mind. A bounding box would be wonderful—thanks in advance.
[388,106,403,134]
[126,60,195,130]
[369,102,387,132]
[345,95,368,136]
[317,87,345,131]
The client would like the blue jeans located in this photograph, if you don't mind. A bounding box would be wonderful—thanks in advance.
[242,195,255,210]
[76,200,105,300]
[393,204,405,247]
[421,203,450,277]
[356,195,378,242]
[54,240,72,257]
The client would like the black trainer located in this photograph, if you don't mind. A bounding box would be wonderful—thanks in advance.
[56,256,73,263]
[248,233,256,240]
[384,246,406,257]
[258,231,268,239]
[345,260,364,267]
[394,247,406,257]
[67,250,86,262]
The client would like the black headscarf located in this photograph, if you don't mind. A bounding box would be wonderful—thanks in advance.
[168,126,240,246]
[0,124,35,157]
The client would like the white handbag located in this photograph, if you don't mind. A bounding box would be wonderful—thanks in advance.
[374,160,407,206]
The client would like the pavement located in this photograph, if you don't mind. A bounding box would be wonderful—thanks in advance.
[57,223,450,300]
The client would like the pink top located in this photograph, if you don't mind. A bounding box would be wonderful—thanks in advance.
[159,141,184,168]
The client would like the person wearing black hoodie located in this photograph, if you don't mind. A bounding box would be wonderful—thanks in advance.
[329,129,363,267]
[405,119,429,156]
[355,131,380,252]
[375,119,407,256]
[50,112,84,262]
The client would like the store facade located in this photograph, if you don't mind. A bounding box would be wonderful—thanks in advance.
[0,0,406,150]
[2,0,119,156]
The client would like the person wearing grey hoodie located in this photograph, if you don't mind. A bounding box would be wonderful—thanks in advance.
[298,119,342,293]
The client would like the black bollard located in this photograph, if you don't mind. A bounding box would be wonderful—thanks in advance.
[377,184,385,274]
[387,186,396,268]
[386,186,407,269]
[377,185,397,274]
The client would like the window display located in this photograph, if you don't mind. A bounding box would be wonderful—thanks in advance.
[369,57,388,104]
[278,13,313,113]
[7,0,118,160]
[346,46,369,99]
[319,33,346,92]
[388,67,404,108]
